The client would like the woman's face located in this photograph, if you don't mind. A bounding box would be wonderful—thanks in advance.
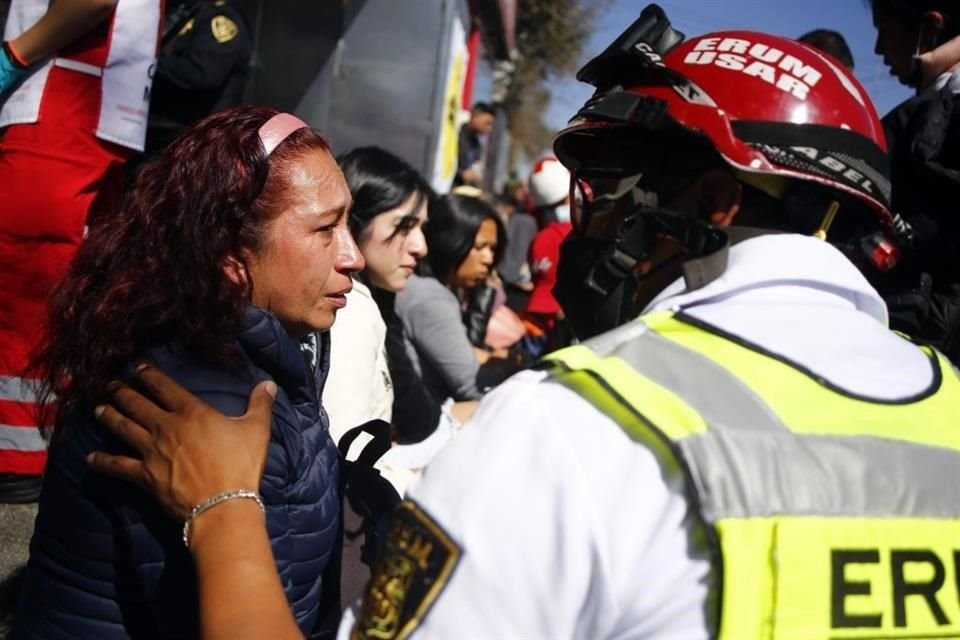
[359,192,428,292]
[246,148,365,337]
[450,217,498,289]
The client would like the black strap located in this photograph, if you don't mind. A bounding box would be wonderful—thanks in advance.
[576,90,671,130]
[731,120,890,178]
[681,226,777,291]
[576,4,685,88]
[338,419,392,466]
[337,419,401,568]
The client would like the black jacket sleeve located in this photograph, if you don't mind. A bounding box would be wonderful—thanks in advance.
[373,289,443,444]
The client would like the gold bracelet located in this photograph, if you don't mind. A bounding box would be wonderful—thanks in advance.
[182,489,265,548]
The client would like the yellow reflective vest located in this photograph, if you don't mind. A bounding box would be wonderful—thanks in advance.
[542,309,960,640]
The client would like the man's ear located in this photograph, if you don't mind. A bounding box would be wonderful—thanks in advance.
[223,255,249,287]
[696,169,742,227]
[919,11,946,52]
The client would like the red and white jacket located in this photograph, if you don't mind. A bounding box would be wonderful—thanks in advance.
[0,0,161,150]
[0,0,161,476]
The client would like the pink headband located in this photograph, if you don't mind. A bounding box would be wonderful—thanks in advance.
[258,113,310,156]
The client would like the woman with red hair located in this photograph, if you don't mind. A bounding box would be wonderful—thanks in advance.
[14,106,363,638]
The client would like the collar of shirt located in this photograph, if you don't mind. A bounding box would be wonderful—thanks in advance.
[644,233,886,323]
[641,234,938,399]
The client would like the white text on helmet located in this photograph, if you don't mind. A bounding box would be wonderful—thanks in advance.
[792,146,876,195]
[685,38,823,100]
[633,42,665,67]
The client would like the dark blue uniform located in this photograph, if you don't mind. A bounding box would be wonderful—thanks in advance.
[146,0,253,154]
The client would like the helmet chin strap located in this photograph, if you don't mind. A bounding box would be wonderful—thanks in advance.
[587,207,731,296]
[680,225,773,291]
[573,208,730,337]
[557,202,779,340]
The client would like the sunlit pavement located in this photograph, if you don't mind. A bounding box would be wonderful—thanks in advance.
[0,503,37,638]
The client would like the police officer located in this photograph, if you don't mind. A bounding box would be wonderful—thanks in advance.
[145,0,252,155]
[84,6,960,640]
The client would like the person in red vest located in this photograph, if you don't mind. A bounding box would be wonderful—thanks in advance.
[0,0,161,502]
[524,156,575,355]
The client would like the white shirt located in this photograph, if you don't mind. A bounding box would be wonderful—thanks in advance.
[324,280,393,444]
[338,234,935,639]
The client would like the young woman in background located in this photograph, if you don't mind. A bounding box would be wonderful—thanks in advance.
[395,193,519,404]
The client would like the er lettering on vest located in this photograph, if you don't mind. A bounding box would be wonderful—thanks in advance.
[832,547,960,632]
[542,310,960,640]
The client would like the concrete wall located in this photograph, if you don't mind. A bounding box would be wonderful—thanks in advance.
[250,0,469,179]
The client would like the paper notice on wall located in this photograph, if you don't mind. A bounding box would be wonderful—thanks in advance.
[430,15,469,194]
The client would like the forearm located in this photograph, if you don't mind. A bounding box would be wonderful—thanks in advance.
[190,500,303,640]
[10,0,118,65]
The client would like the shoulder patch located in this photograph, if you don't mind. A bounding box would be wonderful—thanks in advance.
[352,501,461,640]
[210,15,238,44]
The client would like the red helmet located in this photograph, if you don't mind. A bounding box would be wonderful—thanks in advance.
[555,27,893,228]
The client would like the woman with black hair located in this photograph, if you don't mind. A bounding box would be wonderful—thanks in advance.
[325,147,479,453]
[395,193,516,404]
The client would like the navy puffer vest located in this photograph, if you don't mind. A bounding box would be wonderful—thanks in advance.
[14,306,341,639]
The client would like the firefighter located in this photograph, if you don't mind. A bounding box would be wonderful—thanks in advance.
[85,7,960,640]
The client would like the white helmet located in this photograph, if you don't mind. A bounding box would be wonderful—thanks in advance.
[529,156,571,208]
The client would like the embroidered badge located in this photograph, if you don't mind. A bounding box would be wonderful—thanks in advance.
[211,15,238,44]
[352,502,461,640]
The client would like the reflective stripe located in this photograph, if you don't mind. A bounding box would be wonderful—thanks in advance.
[549,342,960,519]
[577,318,960,519]
[588,316,786,434]
[53,58,103,77]
[0,424,47,451]
[680,431,960,520]
[545,309,960,640]
[651,313,960,453]
[0,376,37,403]
[545,343,707,440]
